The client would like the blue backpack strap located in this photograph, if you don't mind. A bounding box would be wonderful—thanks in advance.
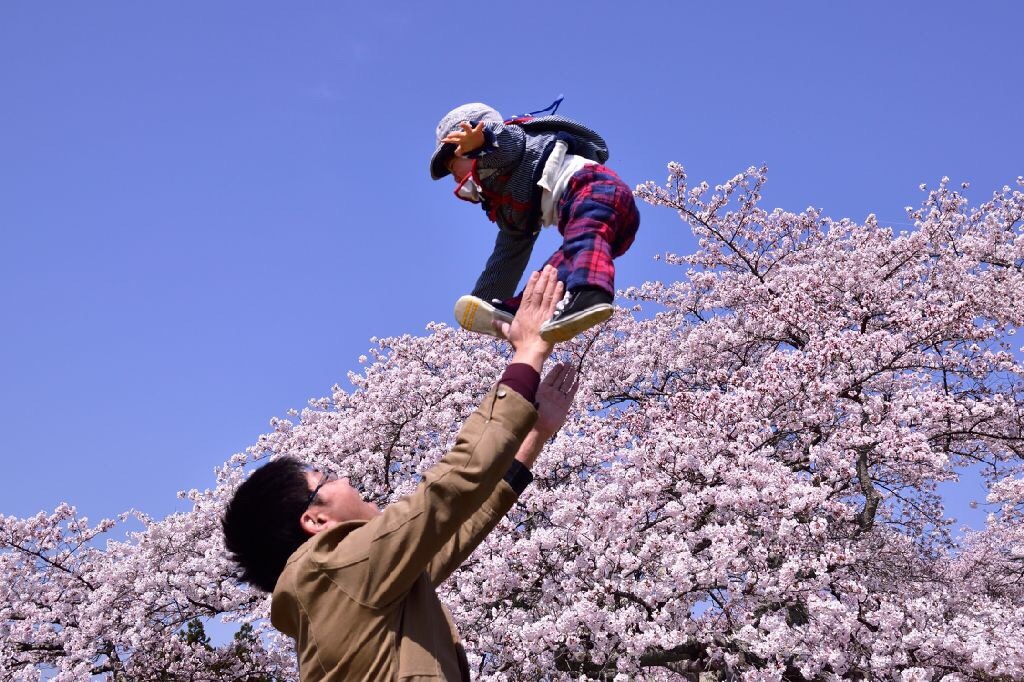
[525,94,564,117]
[505,94,564,124]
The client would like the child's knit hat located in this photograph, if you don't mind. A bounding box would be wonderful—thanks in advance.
[430,103,503,180]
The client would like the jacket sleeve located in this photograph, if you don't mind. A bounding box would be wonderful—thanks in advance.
[472,229,538,301]
[425,478,519,587]
[316,386,536,608]
[466,121,526,174]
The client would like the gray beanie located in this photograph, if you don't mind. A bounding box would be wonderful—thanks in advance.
[429,102,503,180]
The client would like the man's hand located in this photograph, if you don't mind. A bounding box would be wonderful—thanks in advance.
[441,121,486,156]
[534,362,579,438]
[501,266,564,372]
[513,362,580,469]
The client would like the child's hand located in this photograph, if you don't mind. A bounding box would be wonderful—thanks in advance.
[442,121,485,156]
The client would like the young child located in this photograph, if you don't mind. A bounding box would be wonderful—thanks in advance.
[430,100,639,342]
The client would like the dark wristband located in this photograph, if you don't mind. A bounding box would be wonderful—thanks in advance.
[502,459,534,495]
[498,363,540,404]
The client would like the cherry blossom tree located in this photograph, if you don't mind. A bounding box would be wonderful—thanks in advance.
[2,165,1022,681]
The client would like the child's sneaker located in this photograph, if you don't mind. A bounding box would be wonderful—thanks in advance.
[454,295,516,337]
[540,287,613,342]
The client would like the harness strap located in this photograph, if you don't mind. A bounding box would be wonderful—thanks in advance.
[505,94,564,124]
[480,174,533,222]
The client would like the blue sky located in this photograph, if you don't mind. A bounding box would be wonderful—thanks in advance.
[1,2,1021,529]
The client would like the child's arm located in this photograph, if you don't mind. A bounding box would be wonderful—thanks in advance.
[472,229,539,301]
[443,120,526,174]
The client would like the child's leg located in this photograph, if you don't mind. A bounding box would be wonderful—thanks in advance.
[529,166,640,342]
[556,165,640,295]
[500,250,568,311]
[503,166,638,316]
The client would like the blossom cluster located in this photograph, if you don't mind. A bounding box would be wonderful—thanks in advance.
[2,167,1022,680]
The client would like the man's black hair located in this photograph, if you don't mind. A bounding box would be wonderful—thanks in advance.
[222,457,312,593]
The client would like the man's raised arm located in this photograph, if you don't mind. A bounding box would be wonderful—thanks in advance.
[426,363,580,586]
[314,267,564,607]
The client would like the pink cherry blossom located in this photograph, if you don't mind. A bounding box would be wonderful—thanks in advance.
[2,166,1022,680]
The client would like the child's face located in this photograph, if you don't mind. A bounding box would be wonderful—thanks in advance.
[447,155,474,183]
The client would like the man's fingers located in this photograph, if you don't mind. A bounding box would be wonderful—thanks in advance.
[560,364,577,390]
[560,366,579,396]
[543,362,566,387]
[529,268,562,319]
[542,279,565,317]
[539,362,579,395]
[538,266,558,305]
[566,373,580,397]
[527,268,548,306]
[520,269,542,307]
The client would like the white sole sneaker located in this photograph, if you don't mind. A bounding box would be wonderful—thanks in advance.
[454,295,514,337]
[539,304,613,343]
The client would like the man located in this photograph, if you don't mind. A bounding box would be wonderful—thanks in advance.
[222,266,579,680]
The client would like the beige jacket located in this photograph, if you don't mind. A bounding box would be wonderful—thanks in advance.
[271,385,536,681]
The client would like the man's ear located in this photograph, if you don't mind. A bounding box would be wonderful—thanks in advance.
[300,510,323,536]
